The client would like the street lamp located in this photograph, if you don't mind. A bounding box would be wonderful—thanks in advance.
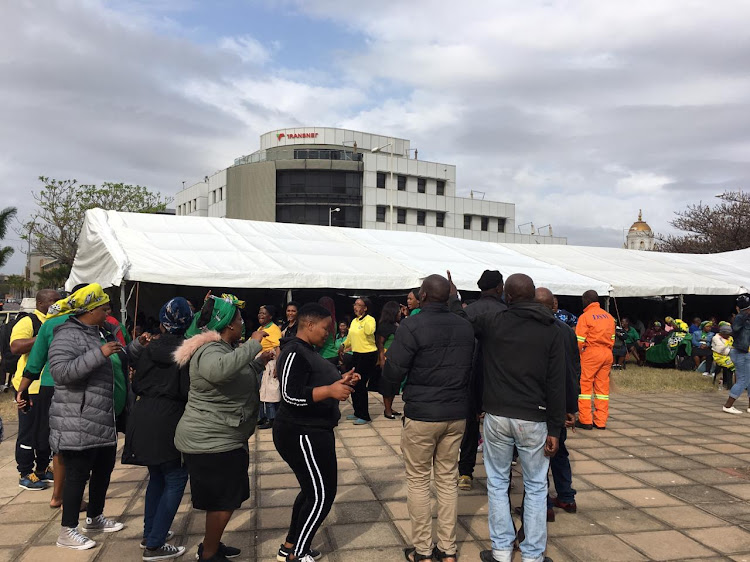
[328,207,341,227]
[372,139,394,229]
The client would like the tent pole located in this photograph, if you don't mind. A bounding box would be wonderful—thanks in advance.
[604,296,611,313]
[132,282,140,340]
[678,294,684,319]
[287,289,293,304]
[120,283,127,326]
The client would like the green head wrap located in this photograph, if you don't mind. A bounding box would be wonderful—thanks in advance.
[185,296,239,337]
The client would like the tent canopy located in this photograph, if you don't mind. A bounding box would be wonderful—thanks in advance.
[67,209,749,298]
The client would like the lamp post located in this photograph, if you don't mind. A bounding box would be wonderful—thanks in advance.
[372,139,394,229]
[328,207,341,227]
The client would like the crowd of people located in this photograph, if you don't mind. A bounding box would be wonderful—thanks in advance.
[1,276,749,562]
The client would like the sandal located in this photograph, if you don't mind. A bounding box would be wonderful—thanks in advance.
[404,547,432,562]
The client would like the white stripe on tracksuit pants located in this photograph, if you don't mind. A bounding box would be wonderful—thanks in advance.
[273,420,337,558]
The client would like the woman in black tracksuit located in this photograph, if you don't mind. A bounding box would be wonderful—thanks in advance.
[273,303,360,562]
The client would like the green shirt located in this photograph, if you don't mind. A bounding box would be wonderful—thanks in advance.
[410,308,421,316]
[319,333,339,360]
[108,348,127,416]
[24,314,71,386]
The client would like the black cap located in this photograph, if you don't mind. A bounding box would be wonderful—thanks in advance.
[737,294,750,311]
[477,270,503,291]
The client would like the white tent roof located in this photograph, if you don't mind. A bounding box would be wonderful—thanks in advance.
[67,209,749,297]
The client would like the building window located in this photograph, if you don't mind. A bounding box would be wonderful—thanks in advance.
[211,191,216,204]
[417,178,426,193]
[376,206,386,222]
[436,180,445,196]
[498,218,506,233]
[398,175,406,191]
[436,212,445,228]
[218,187,223,201]
[464,215,472,230]
[397,208,407,224]
[377,172,386,189]
[481,216,489,231]
[417,210,426,226]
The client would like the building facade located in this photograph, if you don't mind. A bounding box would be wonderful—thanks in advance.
[175,127,566,245]
[625,210,655,250]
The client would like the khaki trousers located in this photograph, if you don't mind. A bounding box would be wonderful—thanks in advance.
[401,417,466,556]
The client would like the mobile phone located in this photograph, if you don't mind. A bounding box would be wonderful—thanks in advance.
[20,388,30,413]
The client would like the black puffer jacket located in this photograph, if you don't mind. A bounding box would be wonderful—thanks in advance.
[122,333,189,466]
[383,302,474,421]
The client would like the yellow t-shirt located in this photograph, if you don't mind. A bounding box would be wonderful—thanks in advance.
[11,310,47,395]
[344,315,377,353]
[260,322,282,352]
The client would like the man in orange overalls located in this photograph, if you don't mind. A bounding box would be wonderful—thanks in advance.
[575,290,615,430]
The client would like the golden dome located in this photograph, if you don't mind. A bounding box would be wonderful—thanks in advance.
[629,210,652,232]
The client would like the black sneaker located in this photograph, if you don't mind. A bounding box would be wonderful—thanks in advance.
[574,420,593,430]
[594,424,606,430]
[141,530,175,548]
[277,544,322,561]
[195,542,240,560]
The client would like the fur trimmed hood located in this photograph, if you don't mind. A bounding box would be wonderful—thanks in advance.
[173,330,222,367]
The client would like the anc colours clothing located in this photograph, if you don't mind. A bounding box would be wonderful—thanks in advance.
[343,315,377,353]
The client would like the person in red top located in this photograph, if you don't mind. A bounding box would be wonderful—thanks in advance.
[575,290,615,430]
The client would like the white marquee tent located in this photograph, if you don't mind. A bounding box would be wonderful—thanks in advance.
[68,209,750,299]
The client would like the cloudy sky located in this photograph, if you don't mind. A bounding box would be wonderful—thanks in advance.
[2,0,749,274]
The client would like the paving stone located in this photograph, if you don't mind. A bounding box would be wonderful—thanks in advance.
[665,484,740,504]
[17,545,98,561]
[688,454,747,468]
[621,446,674,459]
[602,458,662,472]
[328,501,389,524]
[583,473,647,489]
[556,534,648,560]
[686,526,750,554]
[327,521,402,549]
[593,508,668,533]
[676,468,747,485]
[609,488,685,507]
[259,472,301,488]
[644,506,729,529]
[701,501,750,518]
[630,470,696,486]
[547,513,609,537]
[568,460,616,474]
[704,443,750,454]
[652,456,710,470]
[617,529,717,560]
[0,522,45,547]
[573,489,629,509]
[458,515,491,540]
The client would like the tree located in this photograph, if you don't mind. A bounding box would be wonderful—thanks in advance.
[34,265,70,291]
[23,177,171,268]
[0,207,17,270]
[6,274,32,299]
[655,191,750,253]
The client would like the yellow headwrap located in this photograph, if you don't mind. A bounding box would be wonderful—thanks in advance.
[47,283,110,318]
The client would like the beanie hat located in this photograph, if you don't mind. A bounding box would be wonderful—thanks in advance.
[477,270,503,291]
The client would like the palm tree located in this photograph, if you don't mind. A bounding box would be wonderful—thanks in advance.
[0,207,17,269]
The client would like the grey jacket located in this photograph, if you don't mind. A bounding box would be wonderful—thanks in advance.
[173,331,264,455]
[48,317,143,452]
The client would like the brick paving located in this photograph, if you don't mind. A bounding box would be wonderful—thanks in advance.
[2,391,750,561]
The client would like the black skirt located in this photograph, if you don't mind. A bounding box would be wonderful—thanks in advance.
[183,447,250,511]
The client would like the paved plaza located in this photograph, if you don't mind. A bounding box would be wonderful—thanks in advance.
[3,392,750,561]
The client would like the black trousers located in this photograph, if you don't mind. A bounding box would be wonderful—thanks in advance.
[60,446,117,528]
[458,415,480,477]
[351,351,377,421]
[273,421,337,559]
[16,397,51,476]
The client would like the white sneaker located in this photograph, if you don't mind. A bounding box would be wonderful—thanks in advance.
[723,406,743,415]
[702,372,712,377]
[56,526,96,550]
[82,514,124,533]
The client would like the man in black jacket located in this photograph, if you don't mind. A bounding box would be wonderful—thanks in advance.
[384,274,474,562]
[449,272,564,562]
[459,269,507,491]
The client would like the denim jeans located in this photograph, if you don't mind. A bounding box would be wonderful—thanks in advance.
[729,350,750,400]
[144,460,189,548]
[549,427,575,504]
[260,401,279,421]
[483,414,549,562]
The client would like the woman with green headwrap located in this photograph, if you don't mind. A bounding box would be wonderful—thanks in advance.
[173,296,272,562]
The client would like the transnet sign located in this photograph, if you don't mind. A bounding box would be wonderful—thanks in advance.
[276,132,319,141]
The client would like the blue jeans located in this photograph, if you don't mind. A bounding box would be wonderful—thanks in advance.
[729,350,750,400]
[549,427,575,504]
[144,460,189,549]
[260,402,279,421]
[483,414,549,562]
